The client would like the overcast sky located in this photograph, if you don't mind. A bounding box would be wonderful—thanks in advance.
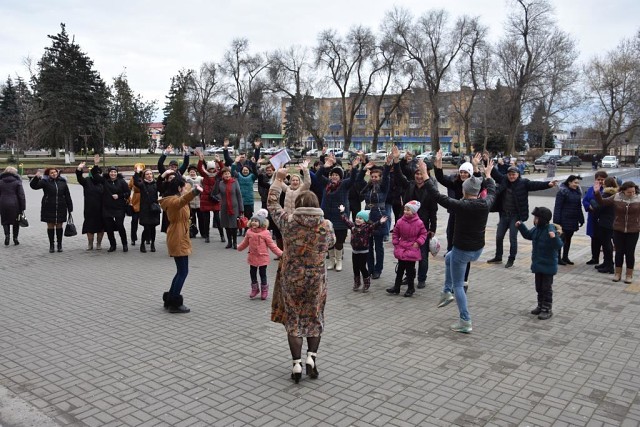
[1,0,638,117]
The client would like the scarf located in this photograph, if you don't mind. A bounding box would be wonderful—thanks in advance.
[224,178,236,215]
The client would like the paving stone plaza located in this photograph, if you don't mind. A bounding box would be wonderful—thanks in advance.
[1,172,640,426]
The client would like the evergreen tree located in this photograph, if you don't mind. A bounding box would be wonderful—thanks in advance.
[110,74,157,151]
[32,23,109,153]
[162,70,192,147]
[0,77,20,146]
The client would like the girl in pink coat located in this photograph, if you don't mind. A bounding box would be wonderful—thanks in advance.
[237,209,283,300]
[387,200,428,297]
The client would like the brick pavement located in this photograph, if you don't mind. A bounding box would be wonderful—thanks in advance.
[1,177,639,426]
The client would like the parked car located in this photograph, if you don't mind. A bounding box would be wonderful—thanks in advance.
[364,149,387,160]
[556,156,582,167]
[450,153,462,165]
[441,152,454,163]
[635,158,640,168]
[534,154,561,165]
[601,155,619,168]
[326,148,344,158]
[305,148,320,156]
[416,151,433,161]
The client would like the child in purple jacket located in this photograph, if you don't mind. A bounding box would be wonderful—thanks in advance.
[387,200,428,297]
[339,205,387,292]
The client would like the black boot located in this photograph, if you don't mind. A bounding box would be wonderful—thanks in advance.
[107,232,117,252]
[162,292,170,310]
[386,279,401,295]
[220,229,226,242]
[150,241,156,252]
[3,235,8,246]
[167,294,190,313]
[13,225,19,245]
[47,228,55,253]
[140,241,147,253]
[122,242,128,252]
[404,279,415,297]
[56,228,63,252]
[232,232,237,249]
[225,229,232,249]
[538,304,553,320]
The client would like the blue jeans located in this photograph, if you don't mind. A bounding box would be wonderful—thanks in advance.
[170,256,189,295]
[417,241,429,282]
[384,203,393,236]
[443,247,483,321]
[368,234,385,274]
[495,212,519,260]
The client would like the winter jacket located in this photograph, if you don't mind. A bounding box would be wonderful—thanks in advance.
[30,175,73,224]
[394,167,438,234]
[490,168,552,220]
[184,175,203,209]
[257,170,273,208]
[595,190,640,234]
[0,172,26,226]
[128,174,141,213]
[425,177,497,252]
[98,174,131,218]
[283,169,311,214]
[212,177,243,228]
[590,186,617,230]
[517,222,564,275]
[582,186,603,237]
[553,184,585,233]
[236,227,283,267]
[133,175,161,227]
[317,166,356,231]
[392,213,427,261]
[157,152,189,175]
[348,165,365,213]
[232,167,257,207]
[159,189,198,257]
[196,159,224,212]
[75,166,104,234]
[358,165,391,236]
[341,214,383,253]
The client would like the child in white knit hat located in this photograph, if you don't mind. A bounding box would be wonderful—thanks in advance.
[387,200,428,297]
[236,209,283,300]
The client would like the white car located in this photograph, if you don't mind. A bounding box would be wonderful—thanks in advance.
[305,148,320,156]
[364,149,387,160]
[601,155,619,168]
[416,151,433,161]
[326,148,344,157]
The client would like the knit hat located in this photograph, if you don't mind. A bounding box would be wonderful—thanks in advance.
[531,206,552,224]
[356,210,370,222]
[329,166,344,179]
[405,200,421,214]
[251,209,269,228]
[206,161,217,170]
[187,165,197,172]
[107,166,118,172]
[169,159,179,167]
[507,166,520,174]
[459,162,473,175]
[462,176,481,196]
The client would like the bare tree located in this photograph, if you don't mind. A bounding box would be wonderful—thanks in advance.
[495,0,569,155]
[223,38,270,146]
[584,37,640,155]
[384,7,472,152]
[450,17,488,154]
[268,46,327,148]
[188,62,225,146]
[315,25,376,151]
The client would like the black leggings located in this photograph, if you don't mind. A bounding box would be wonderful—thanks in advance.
[613,230,639,269]
[104,213,127,245]
[141,225,156,243]
[331,229,348,251]
[250,265,267,284]
[352,253,369,279]
[560,230,575,260]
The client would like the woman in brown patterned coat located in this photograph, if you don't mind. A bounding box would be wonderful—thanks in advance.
[268,168,336,384]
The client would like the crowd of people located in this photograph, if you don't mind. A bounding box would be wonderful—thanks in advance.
[2,142,639,384]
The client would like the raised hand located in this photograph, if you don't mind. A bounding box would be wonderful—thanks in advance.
[365,161,375,170]
[472,152,482,166]
[78,162,86,170]
[485,159,494,177]
[380,216,388,223]
[339,204,345,213]
[276,167,288,181]
[94,154,100,165]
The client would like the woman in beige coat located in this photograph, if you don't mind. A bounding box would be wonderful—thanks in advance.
[159,174,203,313]
[282,160,311,214]
[268,168,336,384]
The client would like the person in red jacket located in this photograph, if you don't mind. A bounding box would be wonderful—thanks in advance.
[237,209,283,300]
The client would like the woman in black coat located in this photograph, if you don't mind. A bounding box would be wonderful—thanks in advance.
[553,175,585,265]
[98,166,131,252]
[133,166,161,253]
[29,167,73,253]
[0,166,26,246]
[76,159,105,250]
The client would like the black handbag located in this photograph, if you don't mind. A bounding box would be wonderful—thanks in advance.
[209,188,220,203]
[150,202,161,214]
[125,200,134,216]
[17,213,29,227]
[64,213,77,237]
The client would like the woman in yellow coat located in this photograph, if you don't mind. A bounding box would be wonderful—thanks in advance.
[159,173,203,313]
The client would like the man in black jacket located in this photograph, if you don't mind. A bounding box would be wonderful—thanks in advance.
[487,164,557,268]
[425,160,496,334]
